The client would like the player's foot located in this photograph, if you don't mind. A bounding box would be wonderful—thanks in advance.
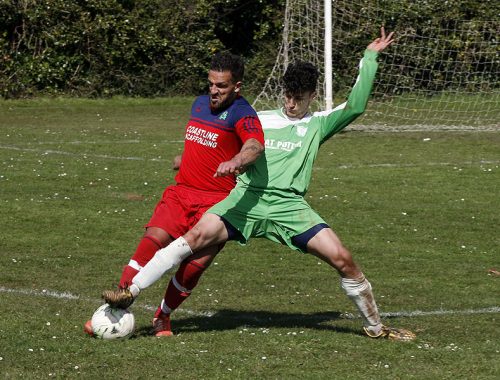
[102,288,134,309]
[83,319,94,336]
[364,325,416,341]
[152,312,173,337]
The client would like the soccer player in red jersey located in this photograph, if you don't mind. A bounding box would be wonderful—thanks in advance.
[85,52,264,336]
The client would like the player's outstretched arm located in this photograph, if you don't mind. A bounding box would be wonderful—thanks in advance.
[366,26,395,53]
[214,138,264,177]
[319,27,395,139]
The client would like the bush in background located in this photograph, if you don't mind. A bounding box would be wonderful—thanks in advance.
[0,0,496,98]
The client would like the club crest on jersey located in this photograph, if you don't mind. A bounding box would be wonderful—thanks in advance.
[219,111,229,120]
[296,124,307,137]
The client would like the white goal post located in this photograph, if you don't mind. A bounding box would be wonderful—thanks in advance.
[252,0,499,131]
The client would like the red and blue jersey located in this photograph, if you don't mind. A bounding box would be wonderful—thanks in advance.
[175,95,264,192]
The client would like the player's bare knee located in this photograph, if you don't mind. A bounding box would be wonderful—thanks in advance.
[184,227,205,248]
[185,220,219,249]
[338,255,361,277]
[338,262,360,278]
[332,248,359,276]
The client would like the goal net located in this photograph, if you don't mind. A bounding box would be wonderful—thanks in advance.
[252,0,499,131]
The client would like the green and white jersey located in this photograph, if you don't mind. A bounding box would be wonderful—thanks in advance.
[238,49,379,196]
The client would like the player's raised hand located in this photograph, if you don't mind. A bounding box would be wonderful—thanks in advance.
[367,27,395,53]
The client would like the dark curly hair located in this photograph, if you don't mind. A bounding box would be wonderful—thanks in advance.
[210,52,245,83]
[282,61,319,95]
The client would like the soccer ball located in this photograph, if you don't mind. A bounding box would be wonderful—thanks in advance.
[90,303,135,340]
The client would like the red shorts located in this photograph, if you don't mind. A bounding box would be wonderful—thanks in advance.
[146,185,229,239]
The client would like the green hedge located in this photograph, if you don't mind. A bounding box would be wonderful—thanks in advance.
[0,0,497,98]
[0,0,283,98]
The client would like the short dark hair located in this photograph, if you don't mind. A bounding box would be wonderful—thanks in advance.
[283,61,319,95]
[210,52,245,83]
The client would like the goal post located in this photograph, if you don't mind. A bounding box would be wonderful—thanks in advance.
[252,0,499,130]
[324,0,333,111]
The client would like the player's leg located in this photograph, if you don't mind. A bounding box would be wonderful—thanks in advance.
[103,213,229,308]
[87,228,171,334]
[151,189,256,336]
[102,184,252,309]
[86,195,175,335]
[133,213,228,290]
[305,227,415,341]
[304,227,361,277]
[306,228,382,333]
[150,187,235,336]
[118,185,184,288]
[152,245,220,336]
[261,197,390,338]
[159,245,220,315]
[118,227,173,288]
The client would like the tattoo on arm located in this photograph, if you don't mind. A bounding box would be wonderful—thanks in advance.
[234,138,264,169]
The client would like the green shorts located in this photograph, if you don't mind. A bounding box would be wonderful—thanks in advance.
[207,185,327,253]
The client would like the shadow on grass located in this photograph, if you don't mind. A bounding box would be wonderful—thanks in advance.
[134,309,362,337]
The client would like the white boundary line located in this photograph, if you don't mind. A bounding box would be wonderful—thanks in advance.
[1,144,499,168]
[0,286,214,317]
[348,124,500,132]
[0,144,166,161]
[330,160,500,170]
[2,286,498,320]
[8,140,185,145]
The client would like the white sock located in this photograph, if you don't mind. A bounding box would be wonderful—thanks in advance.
[341,275,383,335]
[132,237,193,291]
[128,283,140,297]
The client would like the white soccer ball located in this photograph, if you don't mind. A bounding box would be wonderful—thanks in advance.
[90,303,135,340]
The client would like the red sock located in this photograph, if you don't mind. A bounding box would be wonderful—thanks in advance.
[162,259,207,312]
[154,306,163,319]
[119,235,164,288]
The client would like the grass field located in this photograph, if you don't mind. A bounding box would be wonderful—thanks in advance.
[0,98,499,379]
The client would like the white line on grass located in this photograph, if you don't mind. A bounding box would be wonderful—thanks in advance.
[0,144,166,161]
[1,286,498,320]
[379,308,500,318]
[1,144,499,168]
[12,140,185,145]
[348,124,500,132]
[333,160,500,170]
[0,286,80,300]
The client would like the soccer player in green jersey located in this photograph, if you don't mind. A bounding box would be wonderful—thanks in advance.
[104,28,416,341]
